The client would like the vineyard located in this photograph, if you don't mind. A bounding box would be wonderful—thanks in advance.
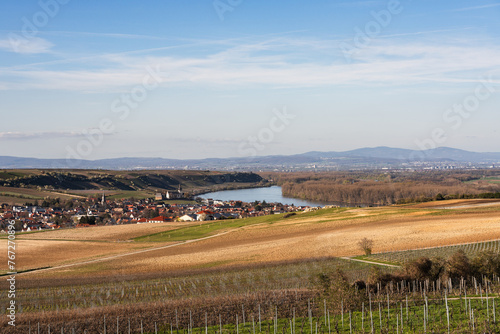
[4,274,500,333]
[361,239,500,265]
[1,257,379,312]
[0,257,384,333]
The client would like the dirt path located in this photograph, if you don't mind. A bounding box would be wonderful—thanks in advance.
[18,207,500,279]
[340,257,401,268]
[18,230,232,276]
[47,190,86,198]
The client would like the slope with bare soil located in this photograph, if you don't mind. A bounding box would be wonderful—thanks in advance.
[14,200,500,281]
[16,221,198,241]
[0,239,155,271]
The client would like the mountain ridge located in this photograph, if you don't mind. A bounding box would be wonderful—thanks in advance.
[1,146,500,170]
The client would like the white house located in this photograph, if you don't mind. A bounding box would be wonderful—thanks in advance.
[179,214,197,222]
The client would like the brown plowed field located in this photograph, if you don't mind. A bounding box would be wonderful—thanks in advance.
[4,199,500,280]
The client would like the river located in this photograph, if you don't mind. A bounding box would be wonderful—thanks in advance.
[198,186,327,207]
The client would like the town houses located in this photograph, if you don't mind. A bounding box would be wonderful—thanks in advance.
[0,195,310,232]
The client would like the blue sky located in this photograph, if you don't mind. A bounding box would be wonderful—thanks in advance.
[1,0,499,160]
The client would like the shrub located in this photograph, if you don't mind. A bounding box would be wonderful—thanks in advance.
[312,269,367,313]
[471,250,500,278]
[403,257,445,281]
[358,237,374,255]
[445,250,472,282]
[367,266,403,290]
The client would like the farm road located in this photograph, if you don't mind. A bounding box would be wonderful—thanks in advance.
[17,230,232,275]
[340,257,401,268]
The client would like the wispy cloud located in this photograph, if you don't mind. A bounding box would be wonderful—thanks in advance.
[163,136,244,144]
[0,130,112,140]
[0,37,53,54]
[41,31,165,40]
[452,3,500,12]
[377,27,476,39]
[1,34,499,91]
[331,1,385,8]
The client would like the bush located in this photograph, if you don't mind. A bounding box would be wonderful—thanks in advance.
[435,193,445,200]
[358,237,374,255]
[471,250,500,278]
[312,269,367,313]
[445,250,472,282]
[367,266,403,290]
[403,257,444,281]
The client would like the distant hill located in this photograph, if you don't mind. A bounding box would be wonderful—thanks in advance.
[297,146,500,162]
[0,170,264,192]
[1,147,500,170]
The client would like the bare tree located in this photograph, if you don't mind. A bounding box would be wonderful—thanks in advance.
[358,237,374,255]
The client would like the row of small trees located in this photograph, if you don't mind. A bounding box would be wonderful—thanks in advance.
[315,250,500,303]
[312,250,500,318]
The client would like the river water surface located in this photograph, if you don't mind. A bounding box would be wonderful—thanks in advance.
[199,186,327,207]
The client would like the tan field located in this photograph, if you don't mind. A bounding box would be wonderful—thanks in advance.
[0,222,198,270]
[406,198,500,209]
[7,239,152,269]
[17,221,198,241]
[87,207,500,275]
[6,199,500,281]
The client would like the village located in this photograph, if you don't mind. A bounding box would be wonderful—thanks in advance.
[0,189,315,233]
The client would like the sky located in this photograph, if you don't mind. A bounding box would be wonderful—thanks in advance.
[0,0,499,160]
